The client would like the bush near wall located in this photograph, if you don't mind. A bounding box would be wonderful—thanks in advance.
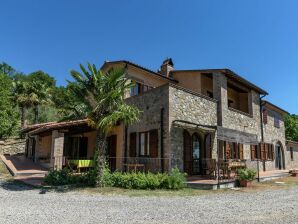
[44,167,186,190]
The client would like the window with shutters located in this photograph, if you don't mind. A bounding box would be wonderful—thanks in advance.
[139,132,150,156]
[138,130,158,157]
[224,142,243,160]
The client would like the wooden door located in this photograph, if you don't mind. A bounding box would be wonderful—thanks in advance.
[183,130,192,175]
[107,135,117,171]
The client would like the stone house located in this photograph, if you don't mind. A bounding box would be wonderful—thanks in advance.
[22,58,298,176]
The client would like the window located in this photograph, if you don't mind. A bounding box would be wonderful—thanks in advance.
[274,116,280,128]
[138,130,158,157]
[139,132,149,156]
[130,83,141,96]
[251,145,258,160]
[224,142,243,160]
[290,147,294,161]
[263,109,268,124]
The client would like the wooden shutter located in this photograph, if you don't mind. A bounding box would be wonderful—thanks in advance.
[251,145,255,160]
[225,142,231,160]
[264,144,268,160]
[271,144,275,160]
[239,144,243,160]
[129,132,137,157]
[183,130,192,174]
[259,143,265,160]
[263,109,268,124]
[149,129,158,158]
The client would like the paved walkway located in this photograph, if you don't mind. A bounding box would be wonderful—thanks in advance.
[0,155,47,186]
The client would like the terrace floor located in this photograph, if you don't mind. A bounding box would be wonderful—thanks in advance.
[0,154,47,186]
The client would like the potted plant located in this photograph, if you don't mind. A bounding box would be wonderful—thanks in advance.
[237,168,256,187]
[290,170,298,177]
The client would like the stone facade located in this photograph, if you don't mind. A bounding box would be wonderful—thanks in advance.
[0,139,26,155]
[262,107,287,171]
[168,84,218,170]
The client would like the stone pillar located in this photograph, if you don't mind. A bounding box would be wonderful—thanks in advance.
[213,73,228,127]
[34,136,41,162]
[50,130,64,170]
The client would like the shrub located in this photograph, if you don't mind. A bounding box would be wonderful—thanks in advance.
[237,168,256,181]
[103,167,186,190]
[44,168,97,186]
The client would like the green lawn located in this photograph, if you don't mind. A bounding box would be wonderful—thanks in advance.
[60,176,298,197]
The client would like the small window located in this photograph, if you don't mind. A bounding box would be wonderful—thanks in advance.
[290,147,294,161]
[274,116,280,128]
[130,83,140,96]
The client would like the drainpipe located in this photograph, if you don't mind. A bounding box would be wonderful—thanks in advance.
[258,94,268,182]
[160,108,164,172]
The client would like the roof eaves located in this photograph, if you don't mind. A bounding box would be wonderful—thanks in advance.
[102,60,179,83]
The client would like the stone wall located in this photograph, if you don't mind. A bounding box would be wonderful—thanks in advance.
[125,84,170,170]
[168,84,218,170]
[286,141,298,169]
[263,108,287,171]
[0,139,26,155]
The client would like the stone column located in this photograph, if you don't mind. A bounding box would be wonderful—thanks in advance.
[213,73,228,127]
[50,130,64,170]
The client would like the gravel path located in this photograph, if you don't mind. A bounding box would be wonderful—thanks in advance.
[0,178,298,224]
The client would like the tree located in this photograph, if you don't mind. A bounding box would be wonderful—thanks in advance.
[0,73,19,138]
[69,64,140,186]
[0,62,16,77]
[285,114,298,142]
[26,71,55,124]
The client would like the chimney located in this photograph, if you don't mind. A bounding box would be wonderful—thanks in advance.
[160,58,174,77]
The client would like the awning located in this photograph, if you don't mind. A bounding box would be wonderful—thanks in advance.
[172,120,217,133]
[217,126,259,145]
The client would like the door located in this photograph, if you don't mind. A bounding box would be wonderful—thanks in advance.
[107,135,117,172]
[183,130,192,175]
[275,144,283,170]
[192,134,201,175]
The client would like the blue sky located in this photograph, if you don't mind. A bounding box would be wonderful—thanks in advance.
[1,0,297,114]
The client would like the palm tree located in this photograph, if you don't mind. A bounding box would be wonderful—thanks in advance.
[12,80,33,128]
[69,63,140,186]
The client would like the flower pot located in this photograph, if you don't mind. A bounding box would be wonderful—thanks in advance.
[239,180,253,187]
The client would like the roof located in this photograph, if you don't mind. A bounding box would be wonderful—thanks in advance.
[21,122,57,133]
[170,68,268,95]
[29,119,88,135]
[262,100,289,115]
[101,60,178,83]
[286,140,298,146]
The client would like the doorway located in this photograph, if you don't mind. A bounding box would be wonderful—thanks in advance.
[275,143,285,170]
[184,130,212,176]
[107,135,117,172]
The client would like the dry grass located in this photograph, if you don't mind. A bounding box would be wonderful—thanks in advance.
[0,160,11,178]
